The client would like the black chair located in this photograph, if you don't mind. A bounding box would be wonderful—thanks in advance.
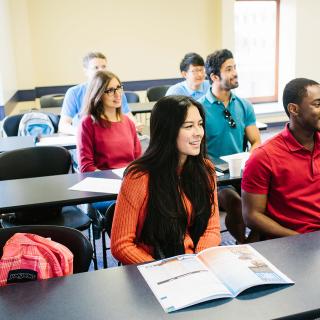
[146,85,170,102]
[124,91,140,103]
[1,112,60,137]
[0,225,93,274]
[95,202,117,268]
[0,146,91,232]
[39,94,65,108]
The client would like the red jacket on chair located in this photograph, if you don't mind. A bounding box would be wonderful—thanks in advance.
[0,233,73,286]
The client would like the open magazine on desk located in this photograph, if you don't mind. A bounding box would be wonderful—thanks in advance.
[138,244,294,313]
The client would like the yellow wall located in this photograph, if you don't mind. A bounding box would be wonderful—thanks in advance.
[9,0,222,88]
[4,0,320,104]
[0,0,17,104]
[295,0,320,80]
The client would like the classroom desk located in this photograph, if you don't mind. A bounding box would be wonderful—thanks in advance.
[130,103,267,130]
[0,136,35,153]
[39,103,155,116]
[0,170,120,214]
[216,172,241,186]
[0,169,238,214]
[0,134,76,153]
[0,231,319,320]
[40,105,268,130]
[129,101,155,114]
[35,133,77,150]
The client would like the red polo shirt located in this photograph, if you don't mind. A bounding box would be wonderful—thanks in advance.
[242,124,320,233]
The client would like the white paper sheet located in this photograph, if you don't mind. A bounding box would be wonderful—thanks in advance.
[69,177,122,194]
[216,171,224,177]
[220,152,250,162]
[36,135,76,146]
[111,167,126,178]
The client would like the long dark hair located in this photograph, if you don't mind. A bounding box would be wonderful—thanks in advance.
[83,70,122,125]
[126,95,216,259]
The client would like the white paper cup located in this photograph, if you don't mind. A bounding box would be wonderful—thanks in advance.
[228,158,243,177]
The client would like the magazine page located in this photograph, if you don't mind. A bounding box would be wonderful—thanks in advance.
[197,245,294,297]
[138,254,231,313]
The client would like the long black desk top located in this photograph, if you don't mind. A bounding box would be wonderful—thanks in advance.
[40,105,268,130]
[0,170,120,213]
[0,134,76,153]
[0,136,35,153]
[40,102,155,116]
[0,169,239,214]
[0,231,319,320]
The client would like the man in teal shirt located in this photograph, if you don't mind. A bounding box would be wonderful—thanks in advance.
[198,49,261,243]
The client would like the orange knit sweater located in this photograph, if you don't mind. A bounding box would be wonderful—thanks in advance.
[111,169,221,265]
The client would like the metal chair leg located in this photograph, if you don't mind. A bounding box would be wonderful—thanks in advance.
[101,230,108,268]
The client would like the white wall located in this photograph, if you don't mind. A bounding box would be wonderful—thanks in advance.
[9,0,35,90]
[4,0,320,101]
[295,0,320,81]
[221,0,234,51]
[0,0,17,104]
[9,0,222,88]
[278,0,297,100]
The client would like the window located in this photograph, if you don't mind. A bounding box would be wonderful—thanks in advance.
[234,0,279,103]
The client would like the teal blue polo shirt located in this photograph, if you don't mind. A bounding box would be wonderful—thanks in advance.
[198,89,256,159]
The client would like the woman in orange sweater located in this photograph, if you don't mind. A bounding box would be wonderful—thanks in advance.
[111,96,221,265]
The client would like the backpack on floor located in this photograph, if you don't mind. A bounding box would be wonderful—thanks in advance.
[0,233,73,286]
[18,112,54,137]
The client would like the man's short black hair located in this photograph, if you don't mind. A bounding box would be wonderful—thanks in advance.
[282,78,319,117]
[180,52,205,72]
[205,49,234,83]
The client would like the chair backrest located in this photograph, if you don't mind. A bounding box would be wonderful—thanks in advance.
[104,202,116,237]
[0,145,71,181]
[47,113,60,133]
[146,85,170,102]
[124,91,140,103]
[18,112,55,137]
[1,112,60,137]
[0,225,93,274]
[1,114,24,137]
[39,94,65,108]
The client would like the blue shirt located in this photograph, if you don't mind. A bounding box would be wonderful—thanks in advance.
[198,89,256,159]
[166,80,210,100]
[61,83,130,126]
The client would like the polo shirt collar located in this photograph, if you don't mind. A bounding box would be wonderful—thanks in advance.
[282,123,320,153]
[205,88,236,104]
[183,81,204,95]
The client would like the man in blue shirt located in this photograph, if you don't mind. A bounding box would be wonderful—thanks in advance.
[59,52,139,135]
[198,49,261,244]
[166,52,210,100]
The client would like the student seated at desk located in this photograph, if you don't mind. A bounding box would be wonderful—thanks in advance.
[198,49,261,244]
[242,78,320,238]
[166,52,210,100]
[59,51,142,135]
[111,96,221,265]
[77,71,142,212]
[77,71,141,172]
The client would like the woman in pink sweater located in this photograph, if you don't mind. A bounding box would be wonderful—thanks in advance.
[111,96,221,265]
[77,71,141,173]
[77,71,141,217]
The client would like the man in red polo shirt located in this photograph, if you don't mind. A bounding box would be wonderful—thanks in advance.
[241,78,320,238]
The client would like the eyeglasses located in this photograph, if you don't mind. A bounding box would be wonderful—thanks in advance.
[223,109,236,128]
[104,85,123,96]
[188,67,205,75]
